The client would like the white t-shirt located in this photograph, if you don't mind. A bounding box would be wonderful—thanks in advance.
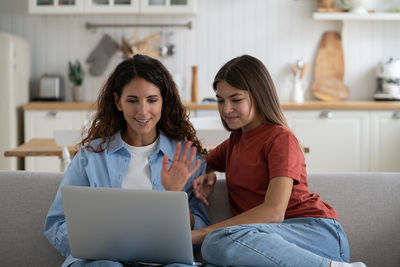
[122,137,159,190]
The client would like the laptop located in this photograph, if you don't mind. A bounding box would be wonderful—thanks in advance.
[61,186,201,265]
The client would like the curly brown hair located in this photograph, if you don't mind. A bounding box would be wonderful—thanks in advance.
[81,54,207,157]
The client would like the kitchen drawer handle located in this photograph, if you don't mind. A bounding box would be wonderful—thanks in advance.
[46,111,59,118]
[393,111,400,119]
[319,111,333,119]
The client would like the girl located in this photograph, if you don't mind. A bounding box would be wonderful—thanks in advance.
[44,54,210,267]
[191,55,366,267]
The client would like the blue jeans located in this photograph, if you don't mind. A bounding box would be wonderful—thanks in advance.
[201,217,350,267]
[69,260,198,267]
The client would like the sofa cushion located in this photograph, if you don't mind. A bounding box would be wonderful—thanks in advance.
[0,170,64,266]
[308,172,400,267]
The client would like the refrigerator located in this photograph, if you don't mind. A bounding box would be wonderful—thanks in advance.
[0,32,30,170]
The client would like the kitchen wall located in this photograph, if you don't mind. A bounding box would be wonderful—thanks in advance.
[1,0,400,102]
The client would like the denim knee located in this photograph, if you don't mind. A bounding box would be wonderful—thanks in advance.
[202,227,234,264]
[201,225,261,265]
[69,259,124,267]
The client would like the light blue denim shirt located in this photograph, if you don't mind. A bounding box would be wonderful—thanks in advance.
[44,131,210,267]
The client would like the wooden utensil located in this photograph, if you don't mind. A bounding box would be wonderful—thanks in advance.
[300,63,310,79]
[191,66,199,102]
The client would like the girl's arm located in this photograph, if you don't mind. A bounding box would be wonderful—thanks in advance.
[192,176,293,244]
[191,172,217,206]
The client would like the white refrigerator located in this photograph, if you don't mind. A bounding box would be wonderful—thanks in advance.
[0,33,30,170]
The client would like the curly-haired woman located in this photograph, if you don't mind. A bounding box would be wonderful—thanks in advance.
[44,54,210,267]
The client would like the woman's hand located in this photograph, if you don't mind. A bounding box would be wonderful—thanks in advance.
[191,228,209,245]
[192,172,216,206]
[161,141,201,191]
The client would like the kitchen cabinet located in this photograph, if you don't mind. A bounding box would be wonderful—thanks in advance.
[84,0,139,14]
[24,110,91,171]
[29,0,84,14]
[139,0,197,14]
[29,0,196,14]
[284,110,369,172]
[370,111,400,172]
[22,101,400,172]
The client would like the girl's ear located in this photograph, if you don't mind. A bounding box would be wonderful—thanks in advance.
[113,92,122,111]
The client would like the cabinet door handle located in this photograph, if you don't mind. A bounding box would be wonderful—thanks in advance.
[393,111,400,119]
[46,111,59,118]
[319,111,333,118]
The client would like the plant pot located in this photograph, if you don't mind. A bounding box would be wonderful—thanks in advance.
[72,85,85,102]
[317,0,335,8]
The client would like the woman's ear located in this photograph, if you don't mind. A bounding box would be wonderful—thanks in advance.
[113,92,122,111]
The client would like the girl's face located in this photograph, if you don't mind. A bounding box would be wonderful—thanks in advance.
[216,80,263,132]
[114,77,163,146]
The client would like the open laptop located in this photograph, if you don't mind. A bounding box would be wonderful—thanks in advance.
[61,186,201,265]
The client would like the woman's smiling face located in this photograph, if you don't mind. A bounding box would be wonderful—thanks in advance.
[114,77,163,145]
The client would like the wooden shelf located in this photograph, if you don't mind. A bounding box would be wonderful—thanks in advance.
[313,12,400,21]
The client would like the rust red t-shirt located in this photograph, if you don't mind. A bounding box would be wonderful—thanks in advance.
[207,123,338,220]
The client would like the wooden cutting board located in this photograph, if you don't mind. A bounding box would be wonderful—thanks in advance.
[312,78,349,101]
[314,31,344,80]
[312,31,349,101]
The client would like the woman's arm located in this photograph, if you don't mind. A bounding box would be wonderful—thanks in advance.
[192,176,293,244]
[161,141,201,191]
[44,150,90,256]
[161,141,210,230]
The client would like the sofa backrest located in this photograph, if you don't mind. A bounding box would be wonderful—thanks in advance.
[208,172,400,267]
[307,172,400,267]
[0,170,64,267]
[1,171,399,267]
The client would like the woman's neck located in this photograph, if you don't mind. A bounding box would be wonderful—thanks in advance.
[122,129,158,147]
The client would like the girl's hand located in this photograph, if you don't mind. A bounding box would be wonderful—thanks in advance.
[191,228,209,245]
[161,142,201,191]
[192,172,216,206]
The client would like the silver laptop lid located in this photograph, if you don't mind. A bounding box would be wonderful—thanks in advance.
[62,186,195,265]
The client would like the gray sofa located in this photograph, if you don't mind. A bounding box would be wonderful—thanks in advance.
[0,171,399,267]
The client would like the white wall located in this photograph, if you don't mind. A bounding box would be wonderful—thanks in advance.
[1,0,399,102]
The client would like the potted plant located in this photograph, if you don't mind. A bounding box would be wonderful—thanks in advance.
[68,60,85,101]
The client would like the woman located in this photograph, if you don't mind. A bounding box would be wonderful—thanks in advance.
[44,54,210,267]
[191,55,366,267]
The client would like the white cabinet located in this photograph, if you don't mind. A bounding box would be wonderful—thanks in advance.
[29,0,196,14]
[370,111,400,172]
[29,0,84,14]
[24,110,91,172]
[285,110,369,172]
[23,107,400,172]
[84,0,139,14]
[140,0,197,14]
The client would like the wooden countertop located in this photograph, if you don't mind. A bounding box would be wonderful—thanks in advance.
[4,138,78,157]
[23,101,400,111]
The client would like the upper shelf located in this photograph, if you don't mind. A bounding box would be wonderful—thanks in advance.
[313,12,400,21]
